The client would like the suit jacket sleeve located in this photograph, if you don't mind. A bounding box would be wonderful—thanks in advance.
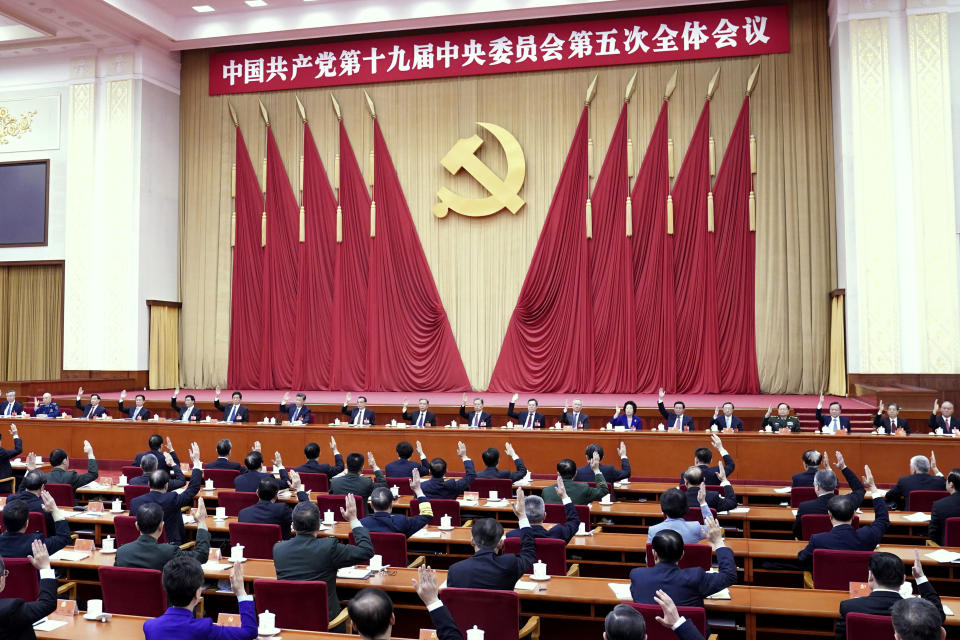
[918,580,946,622]
[341,403,352,418]
[863,497,890,544]
[401,409,413,421]
[428,604,465,640]
[698,547,737,596]
[721,454,735,478]
[717,484,738,511]
[841,467,865,508]
[512,527,537,578]
[930,504,946,545]
[176,469,203,506]
[792,507,804,541]
[189,527,212,563]
[331,526,375,566]
[506,402,521,421]
[331,454,345,477]
[45,518,73,554]
[0,437,23,460]
[929,413,939,429]
[674,619,706,640]
[509,457,527,482]
[9,577,58,628]
[214,399,225,412]
[208,598,258,640]
[884,481,904,505]
[450,460,476,492]
[407,496,434,535]
[556,501,581,541]
[657,401,670,420]
[459,405,469,421]
[611,457,631,482]
[834,600,851,640]
[815,408,826,425]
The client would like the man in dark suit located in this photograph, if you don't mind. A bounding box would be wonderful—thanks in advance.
[0,540,57,640]
[835,551,944,640]
[792,452,865,540]
[763,402,802,433]
[74,387,107,419]
[384,441,429,478]
[506,477,580,543]
[46,440,98,490]
[130,443,203,545]
[506,393,545,429]
[342,392,375,426]
[658,388,694,431]
[815,394,851,434]
[792,450,824,487]
[575,443,630,483]
[562,398,590,429]
[238,473,309,540]
[206,439,244,472]
[543,455,609,505]
[0,424,23,482]
[131,454,188,492]
[683,465,737,512]
[273,498,374,627]
[420,442,476,500]
[710,402,743,431]
[171,387,202,422]
[1,390,23,417]
[447,489,536,589]
[929,399,959,434]
[892,598,947,640]
[0,493,71,557]
[477,443,527,481]
[294,438,344,478]
[214,387,249,423]
[874,400,910,434]
[929,469,960,545]
[118,389,152,421]
[330,452,386,506]
[7,469,55,535]
[361,469,433,537]
[798,467,889,569]
[234,447,290,493]
[885,453,946,510]
[115,500,210,570]
[459,394,492,428]
[401,398,436,427]
[606,595,708,640]
[681,435,735,485]
[134,434,180,474]
[630,519,735,607]
[279,392,312,424]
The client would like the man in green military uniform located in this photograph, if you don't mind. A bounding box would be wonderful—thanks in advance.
[762,402,802,432]
[46,440,98,490]
[542,452,608,505]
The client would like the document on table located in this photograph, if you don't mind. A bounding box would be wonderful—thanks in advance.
[337,567,374,579]
[942,604,955,616]
[774,487,792,494]
[607,583,633,600]
[50,549,91,562]
[411,530,443,539]
[202,562,233,572]
[514,580,538,591]
[32,619,68,631]
[904,512,932,523]
[706,588,732,600]
[925,549,960,563]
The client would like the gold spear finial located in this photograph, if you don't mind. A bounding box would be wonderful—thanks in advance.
[624,70,638,103]
[706,66,721,101]
[330,94,342,121]
[295,95,307,123]
[664,68,679,101]
[228,103,239,127]
[746,62,761,97]
[585,74,598,106]
[258,99,270,127]
[363,90,376,119]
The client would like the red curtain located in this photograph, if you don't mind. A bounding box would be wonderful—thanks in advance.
[670,103,719,392]
[713,98,759,392]
[364,120,470,391]
[259,128,301,389]
[328,123,371,390]
[589,105,635,392]
[227,127,265,389]
[631,102,676,392]
[488,108,593,393]
[292,122,337,390]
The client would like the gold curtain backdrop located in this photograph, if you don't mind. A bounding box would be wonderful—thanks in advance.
[0,263,63,381]
[178,0,835,393]
[149,304,180,390]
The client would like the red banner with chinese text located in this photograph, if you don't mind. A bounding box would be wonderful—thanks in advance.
[209,5,788,95]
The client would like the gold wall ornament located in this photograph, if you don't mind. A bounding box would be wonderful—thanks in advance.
[0,106,37,145]
[433,121,526,219]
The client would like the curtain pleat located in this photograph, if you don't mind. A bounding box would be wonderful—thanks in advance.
[828,294,847,396]
[149,305,179,389]
[0,264,62,380]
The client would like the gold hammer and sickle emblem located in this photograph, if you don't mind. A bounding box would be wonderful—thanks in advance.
[433,122,526,219]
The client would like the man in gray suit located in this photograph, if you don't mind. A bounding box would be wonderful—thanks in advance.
[115,500,210,571]
[330,452,387,507]
[273,496,374,630]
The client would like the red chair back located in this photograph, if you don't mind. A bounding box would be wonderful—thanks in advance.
[44,483,74,507]
[800,514,860,540]
[349,531,409,567]
[544,503,589,528]
[470,478,513,499]
[25,512,47,536]
[410,499,460,526]
[253,579,329,631]
[219,491,259,516]
[944,517,960,546]
[203,468,240,489]
[645,542,712,570]
[297,472,329,493]
[121,466,143,479]
[98,566,166,616]
[441,588,522,640]
[123,484,149,507]
[628,604,708,640]
[228,522,281,559]
[791,486,826,508]
[114,514,166,545]
[846,612,895,640]
[682,507,717,524]
[502,537,567,576]
[385,478,414,496]
[316,494,364,522]
[907,490,948,512]
[1,557,39,600]
[812,549,873,590]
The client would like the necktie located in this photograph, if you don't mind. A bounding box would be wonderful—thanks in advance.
[472,412,479,427]
[228,405,238,422]
[293,407,300,422]
[417,412,424,427]
[525,413,533,429]
[4,404,9,416]
[133,408,139,420]
[88,407,94,418]
[832,417,838,432]
[891,419,896,430]
[184,407,192,421]
[356,409,363,425]
[573,412,578,426]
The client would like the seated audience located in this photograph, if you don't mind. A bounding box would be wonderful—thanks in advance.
[630,520,735,607]
[46,440,98,490]
[447,489,536,589]
[763,402,802,433]
[658,388,694,431]
[681,435,734,485]
[575,443,630,483]
[506,477,580,542]
[477,443,527,481]
[506,393,545,429]
[234,446,290,492]
[8,467,55,534]
[171,387,202,422]
[206,438,244,471]
[129,444,203,546]
[930,399,959,434]
[144,557,256,639]
[293,438,344,478]
[342,392,375,426]
[611,400,643,430]
[116,500,211,570]
[605,592,707,640]
[118,389,152,421]
[459,394,492,428]
[401,397,436,427]
[543,455,609,505]
[385,441,429,478]
[273,498,374,628]
[835,550,944,640]
[815,394,850,434]
[874,400,910,434]
[0,540,57,637]
[0,493,71,556]
[213,387,249,423]
[928,468,960,545]
[1,391,22,417]
[133,434,179,474]
[420,442,476,500]
[792,450,824,487]
[238,473,309,540]
[0,424,22,482]
[361,469,432,536]
[682,465,737,512]
[75,387,106,419]
[330,452,386,505]
[885,453,946,510]
[562,398,590,429]
[792,451,865,540]
[648,487,712,544]
[32,393,60,418]
[710,402,743,432]
[279,391,312,424]
[132,453,188,491]
[798,466,889,569]
[892,597,947,640]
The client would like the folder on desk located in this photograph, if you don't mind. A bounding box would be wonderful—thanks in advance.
[607,582,632,600]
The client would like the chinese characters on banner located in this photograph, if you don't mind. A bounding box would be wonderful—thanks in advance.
[209,5,788,95]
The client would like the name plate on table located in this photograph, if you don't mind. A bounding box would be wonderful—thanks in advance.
[420,631,439,640]
[849,582,870,598]
[74,539,94,552]
[56,599,78,616]
[463,492,479,502]
[87,502,104,513]
[217,613,242,627]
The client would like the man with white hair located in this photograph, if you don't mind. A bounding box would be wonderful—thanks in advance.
[0,391,22,417]
[32,393,60,418]
[885,452,946,510]
[930,399,959,434]
[561,399,589,429]
[505,475,580,543]
[791,451,864,539]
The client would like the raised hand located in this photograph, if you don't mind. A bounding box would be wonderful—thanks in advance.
[77,386,84,398]
[716,462,727,484]
[166,436,175,452]
[366,452,376,469]
[613,405,621,416]
[618,441,627,459]
[654,589,681,629]
[765,403,772,417]
[878,399,884,413]
[28,538,51,571]
[862,465,877,492]
[163,452,175,468]
[511,393,519,403]
[173,387,180,398]
[409,468,421,494]
[457,441,467,459]
[705,517,724,548]
[329,437,337,452]
[119,389,127,400]
[229,559,246,597]
[282,391,290,403]
[589,451,601,472]
[193,497,208,526]
[504,442,515,458]
[288,469,302,492]
[39,489,57,513]
[818,393,824,409]
[934,398,940,414]
[710,434,723,450]
[402,397,408,410]
[345,392,351,404]
[413,565,441,607]
[274,451,283,468]
[341,493,358,521]
[215,386,221,398]
[563,401,568,413]
[26,451,35,470]
[554,474,568,501]
[931,451,939,475]
[416,440,424,457]
[822,451,829,469]
[912,548,926,581]
[9,424,18,437]
[511,487,526,519]
[713,405,720,418]
[697,482,707,506]
[658,387,665,400]
[461,393,467,405]
[190,442,201,464]
[833,451,846,470]
[252,441,261,453]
